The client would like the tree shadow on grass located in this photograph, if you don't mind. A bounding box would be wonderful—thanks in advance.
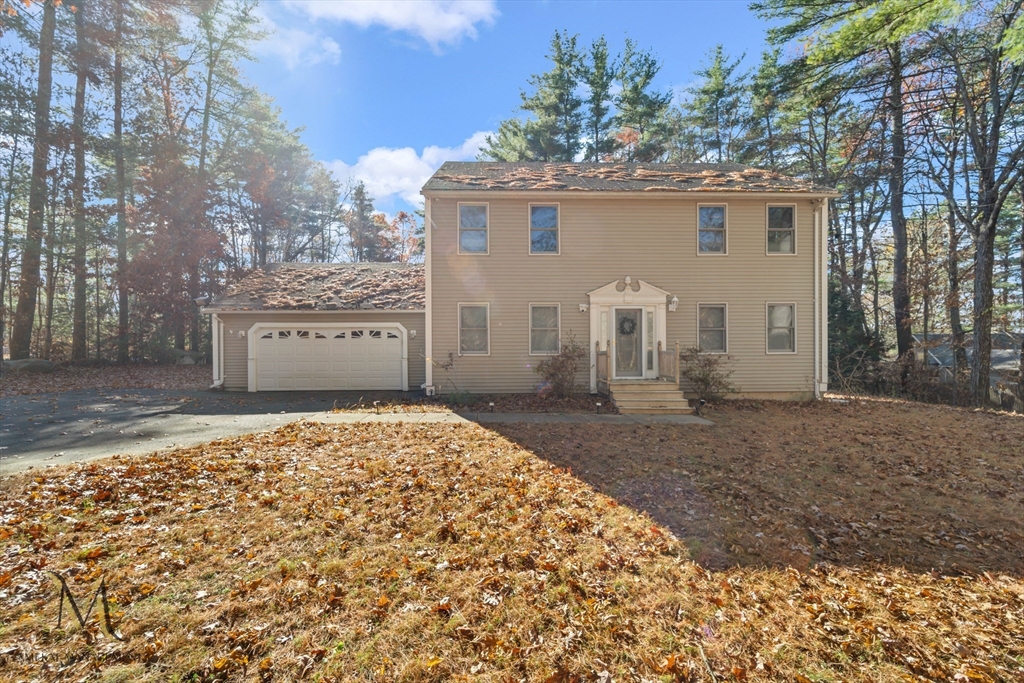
[479,399,1024,576]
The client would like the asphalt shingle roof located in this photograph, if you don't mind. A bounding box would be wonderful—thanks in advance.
[207,263,424,312]
[422,161,837,194]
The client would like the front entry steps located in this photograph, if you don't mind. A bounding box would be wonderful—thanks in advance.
[608,380,694,414]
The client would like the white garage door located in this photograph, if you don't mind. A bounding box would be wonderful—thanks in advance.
[253,326,404,391]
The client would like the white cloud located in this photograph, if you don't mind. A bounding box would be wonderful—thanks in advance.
[256,11,341,70]
[289,0,498,50]
[327,131,491,205]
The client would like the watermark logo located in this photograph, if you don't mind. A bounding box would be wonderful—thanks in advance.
[49,571,124,640]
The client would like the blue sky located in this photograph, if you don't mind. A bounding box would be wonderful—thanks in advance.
[246,0,776,214]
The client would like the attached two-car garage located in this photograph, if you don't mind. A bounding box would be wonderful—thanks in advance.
[250,323,407,391]
[203,263,426,392]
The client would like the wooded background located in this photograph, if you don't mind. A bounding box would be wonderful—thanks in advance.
[1,0,1022,407]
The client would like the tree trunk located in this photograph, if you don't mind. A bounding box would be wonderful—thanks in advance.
[1018,194,1024,409]
[888,45,912,372]
[95,250,102,358]
[946,201,967,400]
[43,159,59,361]
[10,0,56,360]
[0,130,21,353]
[869,240,881,337]
[922,221,930,344]
[72,0,89,362]
[1018,213,1023,410]
[114,0,129,363]
[190,44,217,354]
[970,216,997,404]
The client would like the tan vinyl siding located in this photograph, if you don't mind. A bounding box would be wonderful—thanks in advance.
[427,196,819,396]
[216,311,426,391]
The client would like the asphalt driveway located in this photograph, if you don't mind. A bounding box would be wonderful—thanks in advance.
[0,389,384,473]
[1,389,712,475]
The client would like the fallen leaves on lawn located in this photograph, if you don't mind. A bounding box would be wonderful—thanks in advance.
[0,411,1020,682]
[330,392,616,415]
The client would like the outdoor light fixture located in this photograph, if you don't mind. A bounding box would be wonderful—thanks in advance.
[669,295,679,312]
[579,303,589,313]
[596,402,602,414]
[410,330,417,338]
[374,400,381,414]
[489,402,495,413]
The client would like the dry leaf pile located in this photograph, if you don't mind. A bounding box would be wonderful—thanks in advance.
[1,400,1022,682]
[0,365,209,398]
[330,393,617,415]
[217,263,424,311]
[430,163,831,193]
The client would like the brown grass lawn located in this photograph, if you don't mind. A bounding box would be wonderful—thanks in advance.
[0,398,1021,682]
[0,365,210,397]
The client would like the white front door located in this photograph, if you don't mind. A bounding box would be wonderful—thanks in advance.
[253,325,404,391]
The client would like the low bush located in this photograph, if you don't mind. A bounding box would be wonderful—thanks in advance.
[534,332,588,399]
[678,347,736,403]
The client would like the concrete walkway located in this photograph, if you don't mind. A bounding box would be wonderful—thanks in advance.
[317,411,714,425]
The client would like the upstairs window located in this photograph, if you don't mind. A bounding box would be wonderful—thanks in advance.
[698,304,727,353]
[529,304,560,354]
[530,204,559,254]
[459,304,489,355]
[459,204,488,254]
[698,205,727,254]
[767,304,796,353]
[767,205,796,254]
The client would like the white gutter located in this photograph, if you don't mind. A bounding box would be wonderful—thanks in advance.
[199,308,426,315]
[422,190,840,201]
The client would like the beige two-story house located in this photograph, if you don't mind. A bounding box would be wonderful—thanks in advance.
[203,162,835,408]
[421,162,836,404]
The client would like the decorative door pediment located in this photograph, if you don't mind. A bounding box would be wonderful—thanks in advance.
[587,277,672,306]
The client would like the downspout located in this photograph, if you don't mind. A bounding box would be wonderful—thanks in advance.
[210,313,224,388]
[424,196,434,392]
[820,200,829,395]
[813,201,821,400]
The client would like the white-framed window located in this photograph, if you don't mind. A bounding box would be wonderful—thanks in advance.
[529,303,560,355]
[458,203,489,254]
[529,204,559,255]
[697,304,727,353]
[766,303,796,353]
[459,303,489,355]
[767,205,796,254]
[697,205,727,255]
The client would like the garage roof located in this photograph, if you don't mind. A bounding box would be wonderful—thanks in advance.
[205,262,425,312]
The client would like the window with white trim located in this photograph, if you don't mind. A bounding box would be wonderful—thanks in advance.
[459,204,488,253]
[767,304,796,352]
[529,304,559,354]
[767,206,796,254]
[530,205,559,254]
[698,206,726,254]
[459,304,489,354]
[698,304,727,353]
